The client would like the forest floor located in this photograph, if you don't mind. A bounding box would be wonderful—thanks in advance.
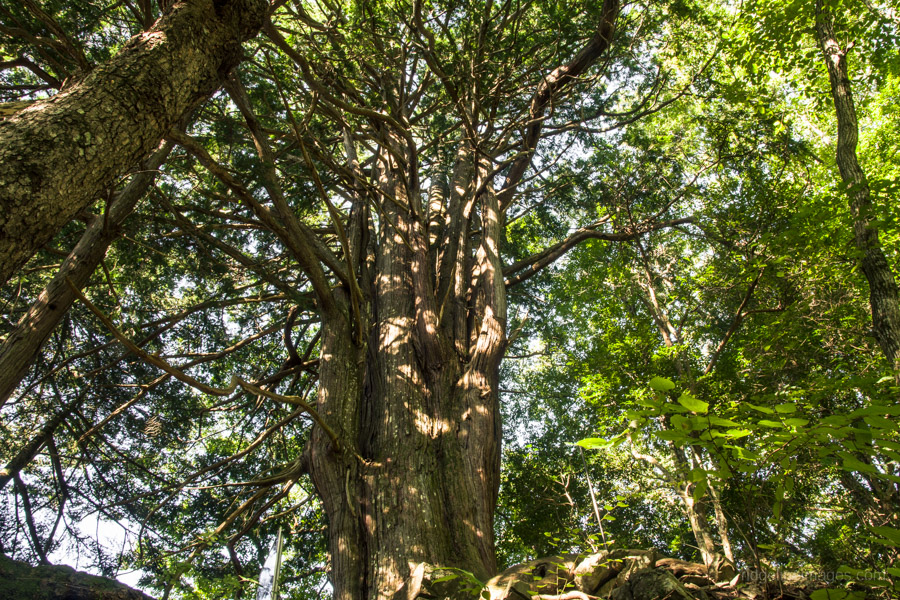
[0,549,886,600]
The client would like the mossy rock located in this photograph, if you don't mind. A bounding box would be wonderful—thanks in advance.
[0,554,155,600]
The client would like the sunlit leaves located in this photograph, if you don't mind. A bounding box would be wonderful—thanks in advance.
[676,392,708,414]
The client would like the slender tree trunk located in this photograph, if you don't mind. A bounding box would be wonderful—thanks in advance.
[0,142,172,408]
[680,489,718,569]
[706,468,735,564]
[815,0,900,374]
[0,0,266,287]
[669,445,717,569]
[632,250,727,567]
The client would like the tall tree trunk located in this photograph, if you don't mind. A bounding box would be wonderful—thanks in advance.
[307,141,503,600]
[815,0,900,374]
[706,468,735,564]
[0,142,172,408]
[670,445,717,569]
[176,1,616,595]
[0,0,266,287]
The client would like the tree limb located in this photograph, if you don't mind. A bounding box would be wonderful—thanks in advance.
[504,217,695,287]
[496,0,620,211]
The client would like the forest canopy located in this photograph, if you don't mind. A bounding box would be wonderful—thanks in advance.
[0,0,898,599]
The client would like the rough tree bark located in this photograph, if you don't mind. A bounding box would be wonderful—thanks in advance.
[815,0,900,374]
[0,141,172,408]
[0,0,267,287]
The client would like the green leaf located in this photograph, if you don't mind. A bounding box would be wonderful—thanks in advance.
[671,414,690,430]
[849,404,900,418]
[723,428,752,438]
[708,416,741,427]
[688,467,707,482]
[636,395,662,408]
[841,456,877,473]
[774,403,797,413]
[864,415,897,430]
[758,419,784,428]
[870,526,900,546]
[726,445,761,460]
[692,479,707,502]
[783,418,809,428]
[576,438,611,450]
[747,403,774,414]
[677,393,709,414]
[649,376,676,392]
[655,429,688,442]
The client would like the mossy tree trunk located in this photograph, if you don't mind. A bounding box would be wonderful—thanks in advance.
[0,0,266,287]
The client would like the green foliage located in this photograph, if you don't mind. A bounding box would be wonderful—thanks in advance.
[2,0,900,597]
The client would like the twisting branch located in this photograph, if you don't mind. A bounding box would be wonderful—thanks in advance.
[263,21,416,149]
[0,55,62,87]
[298,139,365,344]
[626,431,676,484]
[118,406,308,515]
[410,0,478,144]
[154,191,305,302]
[167,129,341,318]
[703,267,765,376]
[504,216,695,287]
[66,278,341,450]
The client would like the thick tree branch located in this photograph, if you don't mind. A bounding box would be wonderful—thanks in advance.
[496,0,620,211]
[504,216,695,287]
[0,140,173,409]
[0,0,267,286]
[0,54,62,88]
